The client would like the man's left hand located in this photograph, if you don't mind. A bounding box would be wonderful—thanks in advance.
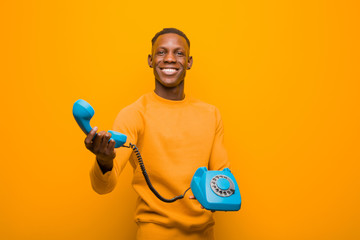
[189,195,216,212]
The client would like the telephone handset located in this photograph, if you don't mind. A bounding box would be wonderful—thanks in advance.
[72,99,127,148]
[73,99,241,211]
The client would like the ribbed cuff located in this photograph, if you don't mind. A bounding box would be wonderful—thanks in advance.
[91,159,113,183]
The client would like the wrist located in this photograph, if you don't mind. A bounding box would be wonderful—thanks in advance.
[96,156,113,174]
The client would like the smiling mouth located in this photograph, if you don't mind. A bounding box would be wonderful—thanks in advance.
[160,68,179,75]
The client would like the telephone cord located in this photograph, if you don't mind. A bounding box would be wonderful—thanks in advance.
[123,143,191,203]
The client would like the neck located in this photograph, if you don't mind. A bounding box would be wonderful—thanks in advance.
[154,80,185,100]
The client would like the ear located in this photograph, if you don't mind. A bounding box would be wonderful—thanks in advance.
[148,54,153,68]
[187,56,193,70]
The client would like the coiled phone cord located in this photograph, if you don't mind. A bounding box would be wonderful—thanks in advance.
[123,143,191,203]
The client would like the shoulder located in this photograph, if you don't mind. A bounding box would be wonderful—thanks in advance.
[113,94,149,129]
[187,97,224,131]
[116,93,150,115]
[188,96,221,117]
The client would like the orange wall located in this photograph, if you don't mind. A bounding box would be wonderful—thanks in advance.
[1,0,359,239]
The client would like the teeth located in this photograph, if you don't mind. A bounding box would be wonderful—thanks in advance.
[161,68,177,73]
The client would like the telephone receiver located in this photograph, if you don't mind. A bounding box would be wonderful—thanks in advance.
[191,167,241,211]
[72,99,127,148]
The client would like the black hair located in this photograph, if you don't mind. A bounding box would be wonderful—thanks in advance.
[151,28,190,48]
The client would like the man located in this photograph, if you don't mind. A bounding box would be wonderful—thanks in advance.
[85,28,230,240]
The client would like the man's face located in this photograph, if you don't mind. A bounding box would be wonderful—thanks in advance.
[148,33,193,88]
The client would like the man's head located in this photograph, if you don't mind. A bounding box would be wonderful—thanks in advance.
[148,28,193,88]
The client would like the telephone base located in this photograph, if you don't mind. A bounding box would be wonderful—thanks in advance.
[191,167,241,211]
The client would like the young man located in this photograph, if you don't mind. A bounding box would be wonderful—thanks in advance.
[85,28,230,240]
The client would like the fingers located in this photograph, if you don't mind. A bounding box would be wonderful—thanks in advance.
[107,139,116,158]
[189,196,205,209]
[100,132,112,152]
[85,126,98,150]
[89,130,116,162]
[92,130,107,154]
[102,133,116,158]
[189,196,213,211]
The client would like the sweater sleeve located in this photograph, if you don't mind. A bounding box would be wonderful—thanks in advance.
[208,107,231,171]
[89,103,143,194]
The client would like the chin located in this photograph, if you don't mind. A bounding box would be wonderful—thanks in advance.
[157,78,183,88]
[155,71,186,88]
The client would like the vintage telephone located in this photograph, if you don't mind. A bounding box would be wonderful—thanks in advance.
[73,99,241,211]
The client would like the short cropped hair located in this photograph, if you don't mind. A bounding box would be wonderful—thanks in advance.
[151,28,190,48]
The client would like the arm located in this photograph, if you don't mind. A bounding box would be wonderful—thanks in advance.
[89,105,142,194]
[190,107,230,209]
[208,107,231,171]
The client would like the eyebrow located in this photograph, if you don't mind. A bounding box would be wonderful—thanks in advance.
[156,46,186,51]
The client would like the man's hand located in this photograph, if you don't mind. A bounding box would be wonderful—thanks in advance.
[189,195,216,212]
[84,126,116,173]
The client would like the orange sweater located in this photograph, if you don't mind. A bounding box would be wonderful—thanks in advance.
[90,91,230,232]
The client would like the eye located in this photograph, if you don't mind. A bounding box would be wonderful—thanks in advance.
[157,50,165,55]
[176,51,184,56]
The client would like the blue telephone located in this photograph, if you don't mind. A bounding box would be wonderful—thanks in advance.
[191,167,241,211]
[73,99,241,211]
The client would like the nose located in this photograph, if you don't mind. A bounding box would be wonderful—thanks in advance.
[164,52,176,63]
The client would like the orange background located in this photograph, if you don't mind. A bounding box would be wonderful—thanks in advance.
[1,0,359,239]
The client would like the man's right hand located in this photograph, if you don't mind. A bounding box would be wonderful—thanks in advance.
[84,126,116,173]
